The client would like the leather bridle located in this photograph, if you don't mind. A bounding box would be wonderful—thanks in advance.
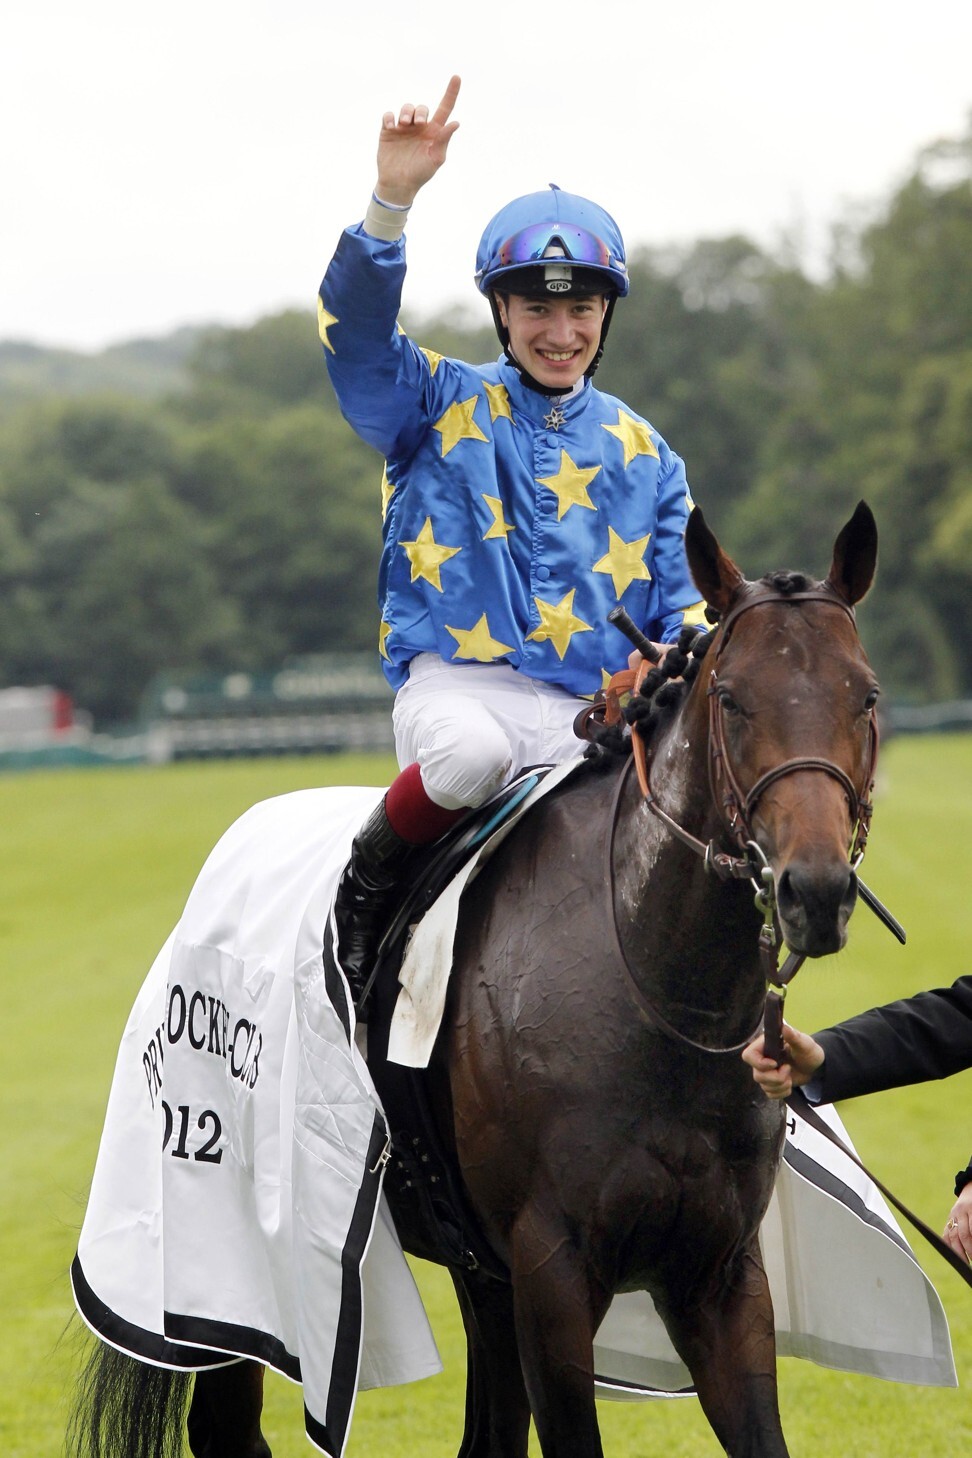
[704,586,879,868]
[630,587,878,882]
[611,584,880,1055]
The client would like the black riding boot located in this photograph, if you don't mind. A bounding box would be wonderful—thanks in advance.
[332,798,417,1007]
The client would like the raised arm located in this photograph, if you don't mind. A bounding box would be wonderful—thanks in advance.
[320,75,463,460]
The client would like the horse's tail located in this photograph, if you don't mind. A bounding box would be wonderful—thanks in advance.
[67,1337,192,1458]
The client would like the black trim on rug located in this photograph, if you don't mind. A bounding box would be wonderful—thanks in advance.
[71,1255,229,1370]
[781,1144,914,1259]
[320,1110,390,1456]
[164,1310,302,1383]
[322,914,352,1045]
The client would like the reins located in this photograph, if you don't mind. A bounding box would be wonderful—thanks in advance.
[605,755,768,1055]
[608,587,883,1058]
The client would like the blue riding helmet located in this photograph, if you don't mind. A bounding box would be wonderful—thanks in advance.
[475,185,630,299]
[475,185,629,389]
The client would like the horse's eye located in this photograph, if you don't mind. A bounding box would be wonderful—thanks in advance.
[863,688,880,712]
[718,689,741,717]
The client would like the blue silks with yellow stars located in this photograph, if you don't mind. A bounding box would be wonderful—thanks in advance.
[319,224,705,698]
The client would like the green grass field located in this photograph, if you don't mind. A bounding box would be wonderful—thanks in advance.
[3,740,972,1455]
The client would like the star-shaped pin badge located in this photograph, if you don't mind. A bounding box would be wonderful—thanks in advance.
[544,405,567,431]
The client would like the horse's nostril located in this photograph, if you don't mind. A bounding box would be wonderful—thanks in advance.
[778,862,858,922]
[776,866,804,915]
[775,861,859,956]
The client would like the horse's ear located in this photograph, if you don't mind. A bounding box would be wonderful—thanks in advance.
[828,501,878,606]
[685,507,745,615]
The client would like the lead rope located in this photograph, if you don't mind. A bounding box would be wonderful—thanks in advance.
[751,849,806,1063]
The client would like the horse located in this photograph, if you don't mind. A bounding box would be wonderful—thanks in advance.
[69,501,880,1458]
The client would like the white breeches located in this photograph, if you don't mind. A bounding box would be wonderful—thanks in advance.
[392,654,587,810]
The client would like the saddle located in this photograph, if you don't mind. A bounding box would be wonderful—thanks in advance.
[341,768,555,1284]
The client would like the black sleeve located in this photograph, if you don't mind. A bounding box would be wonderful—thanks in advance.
[813,976,972,1104]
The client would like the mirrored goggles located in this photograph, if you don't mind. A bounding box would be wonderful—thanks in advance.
[496,222,616,270]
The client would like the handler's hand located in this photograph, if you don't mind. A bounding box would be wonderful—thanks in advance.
[742,1022,826,1100]
[375,74,461,209]
[944,1183,972,1263]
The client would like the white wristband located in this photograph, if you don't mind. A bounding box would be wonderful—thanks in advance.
[363,193,410,242]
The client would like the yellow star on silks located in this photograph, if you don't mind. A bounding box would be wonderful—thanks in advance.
[593,527,652,598]
[682,600,710,628]
[400,518,462,591]
[378,620,392,660]
[433,396,489,457]
[421,346,444,376]
[536,451,601,520]
[527,589,593,661]
[317,297,338,354]
[445,614,514,663]
[380,466,395,521]
[482,494,515,540]
[601,409,660,468]
[482,380,514,424]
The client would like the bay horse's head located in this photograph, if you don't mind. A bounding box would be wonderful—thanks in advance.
[685,502,879,957]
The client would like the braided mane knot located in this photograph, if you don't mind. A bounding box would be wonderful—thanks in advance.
[580,623,716,767]
[763,570,814,595]
[624,625,715,745]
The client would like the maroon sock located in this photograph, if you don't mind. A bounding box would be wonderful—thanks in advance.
[384,762,466,845]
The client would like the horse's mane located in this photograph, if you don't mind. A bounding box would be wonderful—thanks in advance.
[582,624,715,767]
[621,573,824,750]
[624,625,715,746]
[759,570,816,596]
[584,572,827,769]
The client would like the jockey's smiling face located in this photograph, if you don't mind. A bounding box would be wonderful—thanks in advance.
[496,293,608,390]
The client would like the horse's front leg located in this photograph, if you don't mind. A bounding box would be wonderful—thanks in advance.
[509,1201,611,1458]
[659,1240,789,1458]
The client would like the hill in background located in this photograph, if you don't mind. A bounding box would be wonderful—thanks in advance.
[0,328,206,407]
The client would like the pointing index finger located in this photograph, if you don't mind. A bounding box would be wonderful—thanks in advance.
[432,74,462,127]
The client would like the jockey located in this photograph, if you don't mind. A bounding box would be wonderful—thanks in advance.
[318,74,705,1004]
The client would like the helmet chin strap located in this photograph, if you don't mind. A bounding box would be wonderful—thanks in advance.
[489,291,617,396]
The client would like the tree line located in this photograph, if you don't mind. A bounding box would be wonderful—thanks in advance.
[1,123,971,725]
